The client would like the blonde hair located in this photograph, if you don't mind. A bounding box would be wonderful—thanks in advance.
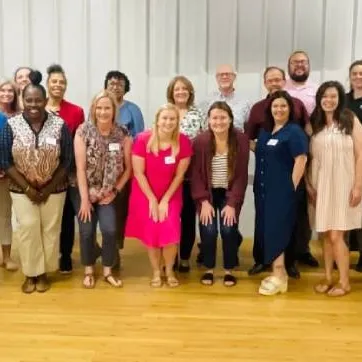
[89,90,119,125]
[0,80,20,114]
[147,103,180,157]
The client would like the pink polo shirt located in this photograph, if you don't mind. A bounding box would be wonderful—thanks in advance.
[284,79,318,115]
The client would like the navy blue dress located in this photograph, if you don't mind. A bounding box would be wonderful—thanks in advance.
[254,123,308,265]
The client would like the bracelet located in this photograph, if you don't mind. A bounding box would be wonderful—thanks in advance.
[24,185,30,193]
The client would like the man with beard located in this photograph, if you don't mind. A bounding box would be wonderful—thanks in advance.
[285,51,318,115]
[245,66,310,278]
[284,51,319,269]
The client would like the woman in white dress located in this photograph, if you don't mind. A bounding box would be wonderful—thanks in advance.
[306,81,362,297]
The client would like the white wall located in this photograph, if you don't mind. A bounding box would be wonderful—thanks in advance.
[1,0,362,236]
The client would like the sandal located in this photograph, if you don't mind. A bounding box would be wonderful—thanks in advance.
[150,273,163,288]
[83,273,96,289]
[223,274,237,287]
[104,274,123,288]
[200,272,214,286]
[327,283,351,297]
[166,274,180,288]
[259,276,288,296]
[314,279,333,294]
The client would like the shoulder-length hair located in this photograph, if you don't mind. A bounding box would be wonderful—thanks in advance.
[166,75,195,108]
[0,80,20,115]
[207,101,238,181]
[264,90,295,131]
[147,103,180,157]
[310,81,353,135]
[89,90,119,126]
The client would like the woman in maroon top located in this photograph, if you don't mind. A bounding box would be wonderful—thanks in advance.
[45,64,85,274]
[191,101,249,286]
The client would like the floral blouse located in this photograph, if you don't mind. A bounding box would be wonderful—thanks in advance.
[180,105,207,140]
[75,121,128,203]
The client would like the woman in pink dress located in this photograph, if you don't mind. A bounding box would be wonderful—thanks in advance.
[126,104,192,287]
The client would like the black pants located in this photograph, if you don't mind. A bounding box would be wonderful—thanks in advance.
[114,182,130,250]
[179,181,196,261]
[199,188,240,270]
[252,185,311,266]
[285,186,311,267]
[347,230,362,252]
[70,188,117,267]
[59,188,75,260]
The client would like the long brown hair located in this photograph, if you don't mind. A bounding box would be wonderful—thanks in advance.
[207,101,238,181]
[310,81,353,135]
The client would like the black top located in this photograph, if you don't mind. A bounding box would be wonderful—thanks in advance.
[346,91,362,122]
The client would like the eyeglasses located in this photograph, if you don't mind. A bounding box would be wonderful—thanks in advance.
[290,60,309,66]
[216,72,235,78]
[107,82,125,89]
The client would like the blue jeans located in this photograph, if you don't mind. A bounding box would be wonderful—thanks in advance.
[70,187,117,267]
[199,188,241,269]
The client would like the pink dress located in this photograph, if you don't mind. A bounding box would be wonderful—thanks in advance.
[125,131,192,247]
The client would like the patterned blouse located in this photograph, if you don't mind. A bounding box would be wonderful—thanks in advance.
[0,112,73,193]
[180,105,207,140]
[75,121,128,203]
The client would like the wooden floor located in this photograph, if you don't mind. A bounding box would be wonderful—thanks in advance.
[1,238,362,362]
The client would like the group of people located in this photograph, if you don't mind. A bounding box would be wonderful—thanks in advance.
[1,50,362,298]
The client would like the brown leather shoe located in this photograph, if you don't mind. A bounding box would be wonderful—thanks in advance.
[36,274,50,293]
[21,277,36,294]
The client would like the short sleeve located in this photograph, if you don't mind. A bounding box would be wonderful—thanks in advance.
[0,122,14,170]
[178,134,193,159]
[132,131,148,157]
[75,122,87,141]
[288,125,308,158]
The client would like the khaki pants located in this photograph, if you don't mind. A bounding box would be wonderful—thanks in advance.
[0,178,12,246]
[11,192,66,277]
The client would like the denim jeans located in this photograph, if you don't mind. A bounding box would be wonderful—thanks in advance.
[70,187,117,267]
[199,188,241,269]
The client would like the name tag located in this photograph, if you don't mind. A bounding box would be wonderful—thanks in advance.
[108,143,120,152]
[267,139,278,146]
[165,156,175,165]
[46,137,57,146]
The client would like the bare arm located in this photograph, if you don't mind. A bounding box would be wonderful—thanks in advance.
[249,140,256,152]
[115,136,132,192]
[74,132,89,202]
[132,155,156,201]
[161,158,190,203]
[292,155,308,189]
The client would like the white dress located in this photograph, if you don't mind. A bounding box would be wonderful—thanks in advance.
[309,124,362,232]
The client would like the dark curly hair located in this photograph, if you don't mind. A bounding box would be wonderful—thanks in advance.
[104,71,130,93]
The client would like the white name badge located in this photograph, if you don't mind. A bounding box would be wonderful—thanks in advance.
[165,156,175,165]
[46,137,57,146]
[267,139,278,146]
[108,143,120,152]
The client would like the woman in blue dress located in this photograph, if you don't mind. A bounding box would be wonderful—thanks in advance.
[254,90,308,295]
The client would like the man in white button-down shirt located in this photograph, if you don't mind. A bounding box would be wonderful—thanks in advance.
[199,64,251,131]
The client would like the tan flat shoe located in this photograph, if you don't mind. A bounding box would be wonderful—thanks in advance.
[259,276,288,296]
